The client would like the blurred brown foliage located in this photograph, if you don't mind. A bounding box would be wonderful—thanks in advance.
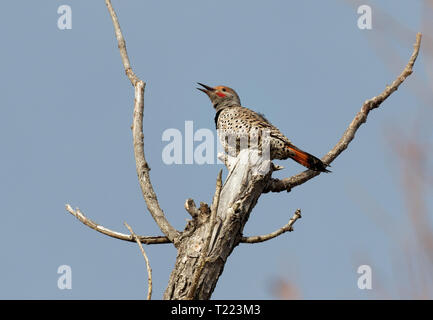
[270,277,301,300]
[345,0,433,299]
[376,0,433,299]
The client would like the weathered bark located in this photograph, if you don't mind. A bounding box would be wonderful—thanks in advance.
[163,151,273,299]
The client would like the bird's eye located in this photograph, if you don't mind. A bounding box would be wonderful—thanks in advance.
[222,88,226,92]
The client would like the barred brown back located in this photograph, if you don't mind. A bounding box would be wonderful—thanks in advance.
[215,106,330,172]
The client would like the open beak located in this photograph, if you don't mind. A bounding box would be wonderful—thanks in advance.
[196,82,215,95]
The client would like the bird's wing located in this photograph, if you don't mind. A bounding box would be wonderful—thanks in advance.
[236,106,292,145]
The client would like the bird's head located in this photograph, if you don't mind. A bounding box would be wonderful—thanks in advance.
[197,83,241,111]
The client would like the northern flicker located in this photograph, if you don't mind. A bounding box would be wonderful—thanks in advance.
[197,83,330,172]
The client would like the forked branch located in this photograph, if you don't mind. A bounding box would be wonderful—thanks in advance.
[104,0,180,244]
[66,1,179,245]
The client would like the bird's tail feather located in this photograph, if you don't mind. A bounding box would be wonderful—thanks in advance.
[286,145,331,173]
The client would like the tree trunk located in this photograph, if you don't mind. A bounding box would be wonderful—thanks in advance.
[163,150,273,299]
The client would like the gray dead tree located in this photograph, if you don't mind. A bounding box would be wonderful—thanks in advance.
[65,1,422,300]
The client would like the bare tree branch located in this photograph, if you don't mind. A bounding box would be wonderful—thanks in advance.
[104,0,180,244]
[124,222,153,300]
[105,0,139,86]
[65,204,170,244]
[241,209,302,244]
[265,33,422,193]
[69,2,423,300]
[210,170,223,216]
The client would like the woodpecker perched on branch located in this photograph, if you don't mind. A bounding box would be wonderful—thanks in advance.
[197,83,330,172]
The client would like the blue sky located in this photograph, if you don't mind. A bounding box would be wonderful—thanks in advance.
[0,1,432,299]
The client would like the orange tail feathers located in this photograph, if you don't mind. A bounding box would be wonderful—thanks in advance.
[286,145,331,173]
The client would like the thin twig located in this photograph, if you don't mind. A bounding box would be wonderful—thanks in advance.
[65,204,171,244]
[210,170,223,215]
[124,222,153,300]
[105,0,139,86]
[241,209,302,244]
[104,0,180,244]
[187,170,223,300]
[265,33,422,193]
